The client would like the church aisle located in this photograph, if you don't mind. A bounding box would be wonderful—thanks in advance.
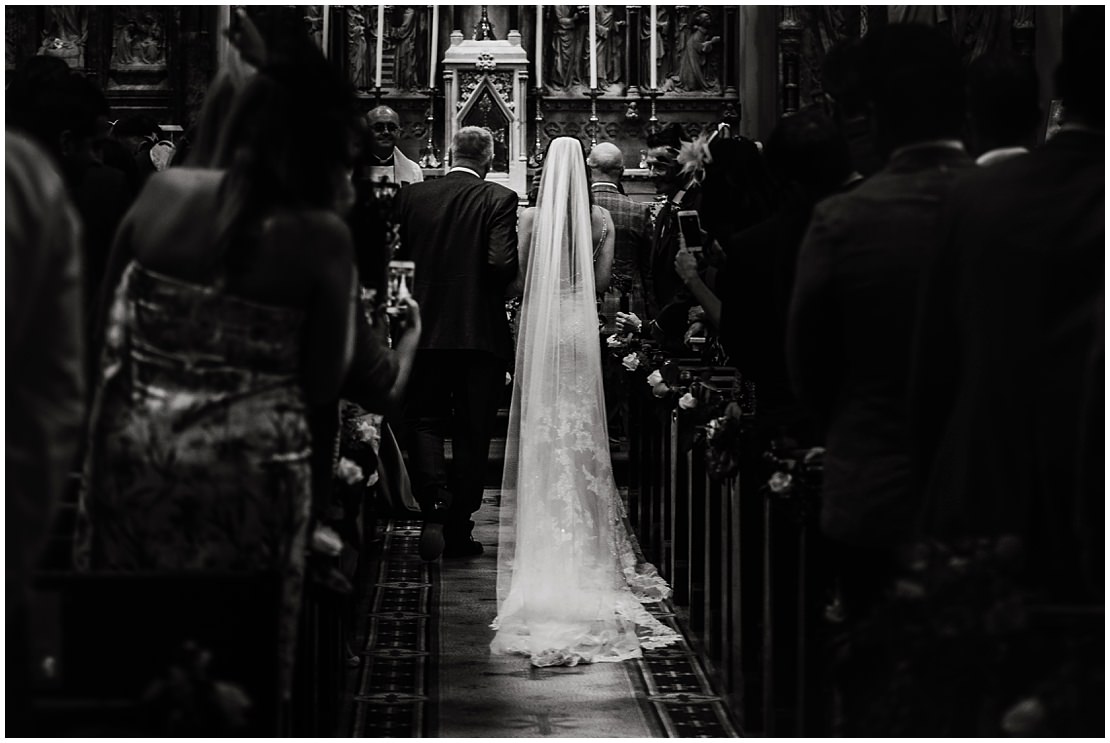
[344,491,740,738]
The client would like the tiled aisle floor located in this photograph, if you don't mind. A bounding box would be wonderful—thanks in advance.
[345,491,739,738]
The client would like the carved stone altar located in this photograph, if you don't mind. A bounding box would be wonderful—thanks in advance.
[442,30,530,196]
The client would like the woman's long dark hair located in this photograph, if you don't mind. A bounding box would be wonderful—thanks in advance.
[208,48,356,277]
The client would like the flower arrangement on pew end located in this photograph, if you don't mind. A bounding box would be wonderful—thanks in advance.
[760,445,825,521]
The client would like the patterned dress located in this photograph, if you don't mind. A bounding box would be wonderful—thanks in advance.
[76,261,314,698]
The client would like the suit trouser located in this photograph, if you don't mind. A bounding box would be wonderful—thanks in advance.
[401,349,504,543]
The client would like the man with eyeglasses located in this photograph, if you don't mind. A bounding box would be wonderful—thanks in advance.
[361,105,424,186]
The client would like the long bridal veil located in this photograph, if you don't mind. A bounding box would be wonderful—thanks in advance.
[491,137,678,666]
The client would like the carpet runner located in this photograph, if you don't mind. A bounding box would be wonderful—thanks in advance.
[345,491,739,737]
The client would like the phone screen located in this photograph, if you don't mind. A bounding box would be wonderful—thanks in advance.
[677,211,703,249]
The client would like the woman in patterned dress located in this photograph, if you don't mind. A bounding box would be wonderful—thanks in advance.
[76,48,360,699]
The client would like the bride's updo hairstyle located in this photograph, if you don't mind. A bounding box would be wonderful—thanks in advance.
[209,41,356,276]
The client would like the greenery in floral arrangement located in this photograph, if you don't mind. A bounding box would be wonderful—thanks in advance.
[836,535,1104,736]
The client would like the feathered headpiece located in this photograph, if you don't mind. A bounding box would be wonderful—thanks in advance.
[678,131,714,187]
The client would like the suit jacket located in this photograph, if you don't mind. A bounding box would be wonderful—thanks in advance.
[647,185,702,318]
[591,183,650,296]
[909,130,1103,597]
[394,170,519,362]
[720,195,815,422]
[787,143,974,547]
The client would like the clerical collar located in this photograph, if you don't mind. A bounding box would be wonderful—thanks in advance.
[371,150,395,164]
[449,166,482,179]
[591,182,620,192]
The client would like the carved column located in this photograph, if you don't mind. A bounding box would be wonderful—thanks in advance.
[724,5,738,97]
[626,5,641,97]
[777,6,803,116]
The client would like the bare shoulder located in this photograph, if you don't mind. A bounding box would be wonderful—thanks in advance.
[592,204,612,226]
[519,206,537,222]
[262,209,353,263]
[139,167,222,206]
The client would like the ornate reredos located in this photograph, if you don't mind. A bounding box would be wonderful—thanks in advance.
[457,70,515,112]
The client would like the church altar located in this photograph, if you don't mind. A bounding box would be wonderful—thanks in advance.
[5,4,1054,197]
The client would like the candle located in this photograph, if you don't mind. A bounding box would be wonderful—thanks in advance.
[649,5,657,90]
[588,5,597,90]
[535,5,543,88]
[429,5,439,86]
[375,4,385,88]
[321,5,329,58]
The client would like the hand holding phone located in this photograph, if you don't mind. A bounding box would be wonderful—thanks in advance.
[677,210,703,255]
[386,260,415,316]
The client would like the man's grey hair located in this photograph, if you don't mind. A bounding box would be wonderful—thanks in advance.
[452,126,494,165]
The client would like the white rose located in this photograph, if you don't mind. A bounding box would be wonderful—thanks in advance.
[678,392,697,410]
[622,353,640,371]
[312,524,344,556]
[336,457,364,485]
[646,369,663,386]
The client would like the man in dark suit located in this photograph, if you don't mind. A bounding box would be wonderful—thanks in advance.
[910,6,1104,603]
[587,142,651,331]
[786,24,973,614]
[395,126,519,560]
[643,123,701,322]
[715,108,859,439]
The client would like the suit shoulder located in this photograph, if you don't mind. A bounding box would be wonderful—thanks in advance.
[474,179,515,201]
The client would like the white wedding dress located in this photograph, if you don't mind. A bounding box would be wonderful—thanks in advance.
[490,138,679,667]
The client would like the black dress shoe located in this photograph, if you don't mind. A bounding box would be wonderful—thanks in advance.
[443,537,484,558]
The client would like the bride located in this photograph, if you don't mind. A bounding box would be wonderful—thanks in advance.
[490,137,679,667]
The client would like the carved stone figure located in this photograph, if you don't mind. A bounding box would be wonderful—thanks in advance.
[38,6,88,68]
[135,11,163,65]
[392,6,425,91]
[674,9,719,92]
[594,6,624,89]
[112,17,137,65]
[304,5,323,49]
[549,5,587,91]
[348,6,372,89]
[111,8,165,67]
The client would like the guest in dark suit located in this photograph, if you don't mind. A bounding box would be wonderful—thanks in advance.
[586,142,650,332]
[395,126,520,560]
[909,6,1104,603]
[643,123,700,322]
[709,108,859,438]
[786,24,973,614]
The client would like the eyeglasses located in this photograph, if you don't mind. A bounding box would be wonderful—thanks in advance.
[372,122,399,134]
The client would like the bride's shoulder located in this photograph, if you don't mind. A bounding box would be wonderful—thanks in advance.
[519,206,537,225]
